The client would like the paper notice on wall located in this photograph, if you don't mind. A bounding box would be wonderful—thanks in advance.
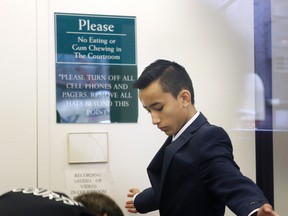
[68,132,108,164]
[65,165,112,198]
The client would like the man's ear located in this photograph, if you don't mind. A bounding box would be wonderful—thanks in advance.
[179,90,191,107]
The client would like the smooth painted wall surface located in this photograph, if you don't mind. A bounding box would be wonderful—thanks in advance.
[0,0,266,215]
[0,0,37,192]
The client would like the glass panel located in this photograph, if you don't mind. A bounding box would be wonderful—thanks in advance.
[271,0,288,214]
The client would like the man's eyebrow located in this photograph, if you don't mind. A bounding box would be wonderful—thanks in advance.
[143,102,161,109]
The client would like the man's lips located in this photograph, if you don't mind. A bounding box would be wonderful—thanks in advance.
[158,126,168,131]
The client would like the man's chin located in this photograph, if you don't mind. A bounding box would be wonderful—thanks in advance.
[163,130,173,136]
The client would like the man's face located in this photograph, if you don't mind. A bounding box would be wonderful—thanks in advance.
[139,80,188,136]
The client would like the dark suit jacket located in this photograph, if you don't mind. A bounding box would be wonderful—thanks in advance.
[134,113,267,216]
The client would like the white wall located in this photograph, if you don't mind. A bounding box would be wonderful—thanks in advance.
[1,0,262,215]
[0,0,37,191]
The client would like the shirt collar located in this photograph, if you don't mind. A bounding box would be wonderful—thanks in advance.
[172,111,200,141]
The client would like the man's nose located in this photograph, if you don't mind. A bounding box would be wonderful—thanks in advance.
[151,112,160,125]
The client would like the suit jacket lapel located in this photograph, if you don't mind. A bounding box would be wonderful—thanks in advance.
[163,113,208,172]
[147,136,172,195]
[159,132,194,195]
[147,113,208,198]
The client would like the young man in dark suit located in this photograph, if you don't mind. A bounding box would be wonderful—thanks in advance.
[125,59,279,216]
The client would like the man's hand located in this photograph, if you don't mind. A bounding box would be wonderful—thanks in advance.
[257,204,279,216]
[125,188,140,214]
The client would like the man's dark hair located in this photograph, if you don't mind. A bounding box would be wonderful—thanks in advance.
[133,59,195,104]
[74,192,124,216]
